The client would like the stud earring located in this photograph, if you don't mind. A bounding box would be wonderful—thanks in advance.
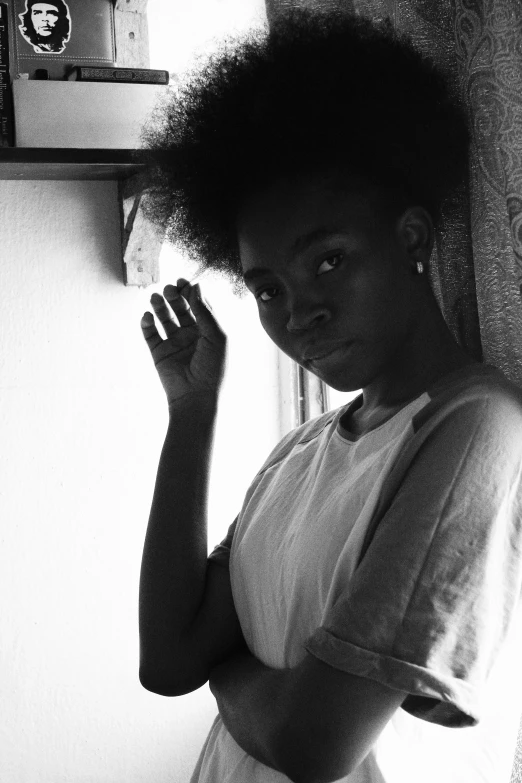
[416,261,424,275]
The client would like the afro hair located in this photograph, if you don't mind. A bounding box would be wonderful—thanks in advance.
[140,8,472,287]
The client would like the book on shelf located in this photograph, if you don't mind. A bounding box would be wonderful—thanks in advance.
[0,2,14,146]
[66,66,170,85]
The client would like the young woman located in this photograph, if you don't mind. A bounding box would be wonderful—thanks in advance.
[138,10,522,783]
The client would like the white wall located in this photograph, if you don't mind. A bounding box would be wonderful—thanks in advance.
[0,4,282,781]
[0,184,281,781]
[147,0,267,75]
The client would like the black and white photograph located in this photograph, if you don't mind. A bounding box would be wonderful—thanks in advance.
[1,2,522,783]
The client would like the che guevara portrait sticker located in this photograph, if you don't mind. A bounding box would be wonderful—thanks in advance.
[18,1,71,54]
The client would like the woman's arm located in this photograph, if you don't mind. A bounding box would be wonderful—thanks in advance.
[139,402,240,695]
[209,649,406,783]
[138,280,245,695]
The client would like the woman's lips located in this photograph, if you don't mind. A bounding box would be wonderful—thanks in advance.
[305,343,353,366]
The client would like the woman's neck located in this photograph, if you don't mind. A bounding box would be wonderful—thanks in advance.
[356,297,479,421]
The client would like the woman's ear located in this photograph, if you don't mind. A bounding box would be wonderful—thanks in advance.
[396,206,434,269]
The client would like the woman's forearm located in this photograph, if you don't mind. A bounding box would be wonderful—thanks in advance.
[139,399,218,688]
[209,650,289,773]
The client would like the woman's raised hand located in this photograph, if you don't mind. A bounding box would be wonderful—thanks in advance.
[140,279,227,411]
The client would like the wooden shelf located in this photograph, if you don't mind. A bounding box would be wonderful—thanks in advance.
[0,145,161,287]
[0,148,146,181]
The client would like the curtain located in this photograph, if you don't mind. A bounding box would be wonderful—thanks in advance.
[265,1,522,779]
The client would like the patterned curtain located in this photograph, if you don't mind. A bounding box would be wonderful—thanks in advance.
[266,0,522,778]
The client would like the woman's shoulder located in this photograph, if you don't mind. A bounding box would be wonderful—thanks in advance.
[413,362,522,438]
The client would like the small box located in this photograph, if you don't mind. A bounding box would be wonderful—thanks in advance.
[12,80,168,148]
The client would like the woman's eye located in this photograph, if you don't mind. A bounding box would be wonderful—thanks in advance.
[317,254,343,275]
[257,287,279,303]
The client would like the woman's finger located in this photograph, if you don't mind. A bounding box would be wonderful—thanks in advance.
[164,284,196,327]
[150,292,181,337]
[140,312,164,353]
[188,284,227,345]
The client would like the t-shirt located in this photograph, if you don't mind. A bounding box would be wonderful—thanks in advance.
[191,363,522,783]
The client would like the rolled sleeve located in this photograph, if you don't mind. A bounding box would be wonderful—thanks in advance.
[305,394,522,727]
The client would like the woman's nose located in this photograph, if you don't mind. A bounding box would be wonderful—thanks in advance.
[286,301,331,333]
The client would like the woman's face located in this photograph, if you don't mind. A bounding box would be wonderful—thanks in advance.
[237,177,432,392]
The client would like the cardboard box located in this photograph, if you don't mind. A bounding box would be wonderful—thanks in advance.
[13,80,168,148]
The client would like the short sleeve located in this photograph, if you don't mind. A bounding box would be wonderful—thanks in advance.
[207,516,238,568]
[305,392,522,727]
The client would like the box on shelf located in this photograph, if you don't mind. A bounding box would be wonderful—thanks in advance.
[12,80,168,148]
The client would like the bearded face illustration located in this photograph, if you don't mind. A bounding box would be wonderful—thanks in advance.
[19,1,71,54]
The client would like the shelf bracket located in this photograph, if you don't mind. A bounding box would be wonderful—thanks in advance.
[119,174,164,287]
[114,0,160,287]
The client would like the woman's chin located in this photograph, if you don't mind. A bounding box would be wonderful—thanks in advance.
[306,365,363,393]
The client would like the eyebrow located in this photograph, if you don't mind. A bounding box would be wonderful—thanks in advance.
[242,226,343,284]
